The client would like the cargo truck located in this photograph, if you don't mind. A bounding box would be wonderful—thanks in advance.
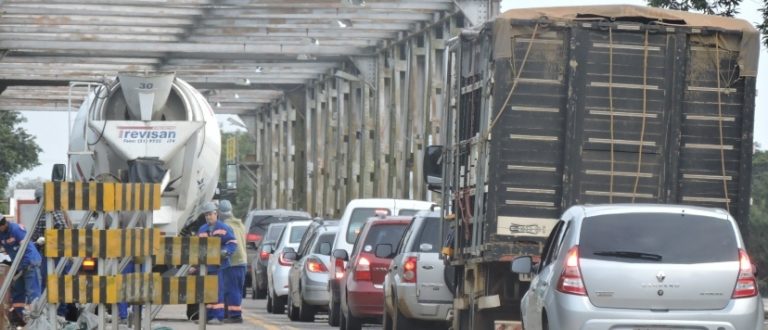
[423,5,760,329]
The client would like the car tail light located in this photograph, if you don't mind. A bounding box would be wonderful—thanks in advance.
[402,256,417,283]
[334,257,345,279]
[732,249,757,298]
[307,257,328,273]
[82,258,96,272]
[557,245,586,296]
[278,252,293,266]
[259,250,270,261]
[353,257,371,281]
[247,233,262,242]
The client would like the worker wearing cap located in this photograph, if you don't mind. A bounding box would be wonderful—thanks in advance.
[197,202,237,325]
[218,200,246,323]
[0,215,42,322]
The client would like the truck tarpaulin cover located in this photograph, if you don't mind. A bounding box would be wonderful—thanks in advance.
[493,4,760,77]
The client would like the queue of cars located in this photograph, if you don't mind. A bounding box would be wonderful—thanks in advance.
[247,202,764,330]
[250,198,453,329]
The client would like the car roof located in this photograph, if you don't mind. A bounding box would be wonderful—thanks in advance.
[246,209,311,218]
[366,216,413,225]
[574,204,732,220]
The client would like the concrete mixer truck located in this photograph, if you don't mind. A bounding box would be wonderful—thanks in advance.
[66,72,221,235]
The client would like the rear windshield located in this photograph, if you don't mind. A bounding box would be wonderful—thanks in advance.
[248,215,310,233]
[248,215,277,233]
[347,208,390,243]
[313,232,337,255]
[264,224,286,243]
[580,213,738,264]
[361,224,408,254]
[411,217,446,253]
[290,226,309,243]
[398,209,420,216]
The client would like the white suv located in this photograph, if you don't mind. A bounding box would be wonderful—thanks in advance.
[383,210,453,329]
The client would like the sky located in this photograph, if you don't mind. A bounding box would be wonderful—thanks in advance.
[9,0,767,188]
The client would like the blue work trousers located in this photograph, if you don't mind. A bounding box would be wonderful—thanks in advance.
[11,264,41,317]
[223,265,245,319]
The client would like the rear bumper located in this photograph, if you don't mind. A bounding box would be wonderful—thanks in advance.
[302,273,330,306]
[395,284,452,321]
[546,293,764,330]
[347,281,384,318]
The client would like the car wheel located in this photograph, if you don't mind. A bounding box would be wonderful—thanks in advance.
[287,292,299,321]
[273,293,286,314]
[344,308,362,330]
[382,303,393,330]
[393,299,416,329]
[327,299,340,326]
[298,292,315,322]
[339,309,347,330]
[255,282,267,299]
[266,291,273,313]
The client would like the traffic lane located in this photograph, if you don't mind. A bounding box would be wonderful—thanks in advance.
[152,297,383,330]
[149,297,768,329]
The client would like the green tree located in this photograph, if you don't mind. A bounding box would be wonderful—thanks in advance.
[0,112,42,203]
[219,131,256,219]
[648,0,768,47]
[748,148,768,293]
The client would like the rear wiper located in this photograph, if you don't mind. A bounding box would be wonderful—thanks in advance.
[592,250,662,261]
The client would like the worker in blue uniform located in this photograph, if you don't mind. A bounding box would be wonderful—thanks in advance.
[0,215,42,323]
[218,200,246,323]
[197,202,237,325]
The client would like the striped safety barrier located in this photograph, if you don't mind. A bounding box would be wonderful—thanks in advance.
[47,274,218,304]
[43,181,161,212]
[44,229,220,264]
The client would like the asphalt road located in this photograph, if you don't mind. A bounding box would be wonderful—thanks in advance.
[145,297,768,330]
[152,297,383,330]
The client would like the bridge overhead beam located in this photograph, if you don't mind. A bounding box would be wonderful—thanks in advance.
[250,4,499,214]
[454,0,501,27]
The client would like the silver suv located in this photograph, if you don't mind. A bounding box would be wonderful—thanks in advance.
[383,210,452,329]
[512,204,764,330]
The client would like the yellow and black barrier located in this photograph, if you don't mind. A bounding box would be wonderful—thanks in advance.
[44,229,220,264]
[47,274,218,304]
[44,181,161,212]
[154,236,221,265]
[45,228,160,258]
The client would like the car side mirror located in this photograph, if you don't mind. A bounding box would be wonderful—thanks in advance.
[283,251,298,261]
[423,145,443,191]
[261,244,274,254]
[511,256,533,274]
[375,244,393,259]
[319,242,332,256]
[333,249,349,261]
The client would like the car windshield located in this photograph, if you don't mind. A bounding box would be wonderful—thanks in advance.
[360,224,408,255]
[580,213,738,264]
[346,208,390,243]
[290,226,309,243]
